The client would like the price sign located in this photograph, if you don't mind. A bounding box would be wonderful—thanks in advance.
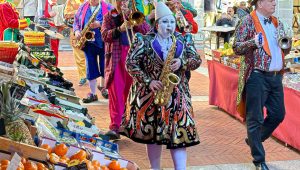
[6,152,22,170]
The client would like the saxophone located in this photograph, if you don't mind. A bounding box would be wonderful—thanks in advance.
[74,4,101,49]
[154,35,181,106]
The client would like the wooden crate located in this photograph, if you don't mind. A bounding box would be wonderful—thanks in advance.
[0,137,48,161]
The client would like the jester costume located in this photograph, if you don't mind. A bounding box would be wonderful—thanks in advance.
[0,0,29,41]
[119,32,201,149]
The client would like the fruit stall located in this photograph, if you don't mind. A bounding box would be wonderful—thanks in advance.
[207,41,300,151]
[0,36,138,169]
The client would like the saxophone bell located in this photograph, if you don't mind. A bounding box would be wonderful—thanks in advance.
[168,73,180,85]
[85,31,95,41]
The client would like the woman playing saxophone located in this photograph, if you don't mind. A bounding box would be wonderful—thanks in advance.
[119,2,201,170]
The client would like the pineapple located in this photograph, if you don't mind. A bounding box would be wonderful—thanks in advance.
[0,82,34,145]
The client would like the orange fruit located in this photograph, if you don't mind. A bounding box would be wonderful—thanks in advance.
[70,150,87,161]
[54,143,68,157]
[92,160,101,168]
[1,165,7,170]
[108,160,121,170]
[24,161,38,170]
[61,155,68,159]
[40,144,52,154]
[21,158,27,165]
[36,163,45,170]
[82,160,93,170]
[100,166,109,170]
[120,168,128,170]
[0,160,9,166]
[18,162,24,170]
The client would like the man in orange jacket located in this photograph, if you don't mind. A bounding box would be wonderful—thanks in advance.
[0,0,30,41]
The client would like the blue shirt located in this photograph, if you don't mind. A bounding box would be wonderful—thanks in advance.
[256,11,282,71]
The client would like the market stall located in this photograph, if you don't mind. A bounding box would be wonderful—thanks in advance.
[0,28,138,170]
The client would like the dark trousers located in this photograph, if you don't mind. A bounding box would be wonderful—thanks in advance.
[245,70,285,164]
[83,43,105,80]
[221,32,231,43]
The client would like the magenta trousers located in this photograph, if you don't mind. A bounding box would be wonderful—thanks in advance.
[108,46,133,131]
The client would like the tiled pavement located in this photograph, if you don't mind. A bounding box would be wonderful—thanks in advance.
[57,51,300,169]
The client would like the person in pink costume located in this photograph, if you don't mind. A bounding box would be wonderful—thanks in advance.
[101,0,150,139]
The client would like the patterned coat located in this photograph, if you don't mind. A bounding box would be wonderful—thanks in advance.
[119,31,201,149]
[101,9,150,88]
[233,11,289,119]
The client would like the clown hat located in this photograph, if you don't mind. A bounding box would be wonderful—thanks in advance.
[155,1,173,21]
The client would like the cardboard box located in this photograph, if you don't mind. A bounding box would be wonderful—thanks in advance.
[92,150,139,170]
[40,137,139,170]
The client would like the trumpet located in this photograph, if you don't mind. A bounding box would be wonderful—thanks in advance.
[276,4,292,50]
[277,21,293,50]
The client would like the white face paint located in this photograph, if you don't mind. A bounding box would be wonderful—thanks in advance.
[157,15,176,39]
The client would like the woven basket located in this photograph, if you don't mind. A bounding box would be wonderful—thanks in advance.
[0,41,19,64]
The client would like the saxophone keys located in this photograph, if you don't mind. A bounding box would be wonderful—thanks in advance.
[160,98,164,105]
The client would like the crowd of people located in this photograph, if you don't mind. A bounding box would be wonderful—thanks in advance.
[0,0,289,170]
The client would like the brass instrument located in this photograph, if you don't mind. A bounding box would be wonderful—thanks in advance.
[74,4,101,49]
[121,0,145,46]
[276,4,292,50]
[176,9,191,33]
[154,35,180,106]
[277,21,293,50]
[128,0,145,26]
[165,1,191,33]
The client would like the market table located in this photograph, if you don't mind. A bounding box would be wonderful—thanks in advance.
[208,60,300,151]
[208,60,243,121]
[199,26,236,49]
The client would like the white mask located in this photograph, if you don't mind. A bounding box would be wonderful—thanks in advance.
[157,15,176,39]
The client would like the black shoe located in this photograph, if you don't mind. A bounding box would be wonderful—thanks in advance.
[255,162,269,170]
[245,138,249,146]
[105,130,120,140]
[97,85,109,99]
[82,93,98,103]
